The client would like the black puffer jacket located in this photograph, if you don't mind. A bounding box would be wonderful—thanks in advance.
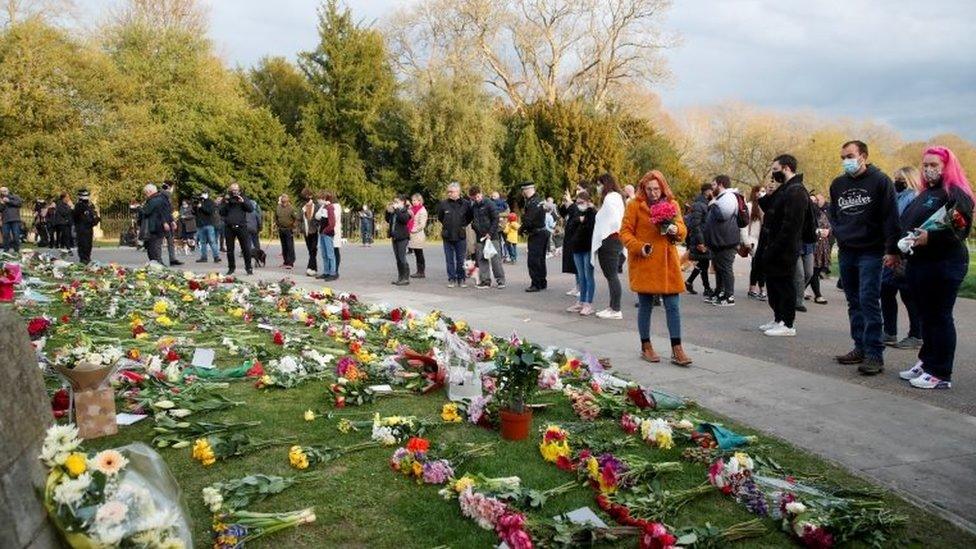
[470,199,500,239]
[387,207,411,241]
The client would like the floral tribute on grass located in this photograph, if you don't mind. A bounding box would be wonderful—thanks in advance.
[15,252,912,548]
[38,424,189,547]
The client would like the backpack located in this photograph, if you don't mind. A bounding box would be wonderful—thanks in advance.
[734,193,749,228]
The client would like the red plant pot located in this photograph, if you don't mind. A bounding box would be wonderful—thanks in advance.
[499,408,533,441]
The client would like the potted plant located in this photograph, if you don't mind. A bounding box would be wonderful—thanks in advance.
[494,340,544,441]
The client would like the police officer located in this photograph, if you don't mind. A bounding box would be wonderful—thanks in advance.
[72,189,100,264]
[519,181,548,292]
[219,182,254,276]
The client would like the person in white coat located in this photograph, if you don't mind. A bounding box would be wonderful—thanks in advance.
[332,199,343,277]
[591,174,627,319]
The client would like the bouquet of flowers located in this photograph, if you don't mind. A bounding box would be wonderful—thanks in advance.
[191,433,292,467]
[389,437,494,484]
[287,440,380,470]
[648,201,678,235]
[39,425,191,547]
[370,413,431,445]
[707,453,769,516]
[152,416,261,448]
[202,473,322,512]
[898,200,968,254]
[212,508,316,548]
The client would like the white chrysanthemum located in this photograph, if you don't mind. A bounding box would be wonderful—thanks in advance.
[103,347,123,364]
[95,500,129,526]
[145,355,163,375]
[371,426,396,446]
[202,486,223,512]
[40,424,81,466]
[85,352,105,365]
[53,472,92,506]
[277,356,300,374]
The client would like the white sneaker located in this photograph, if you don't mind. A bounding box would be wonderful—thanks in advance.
[764,323,796,337]
[899,361,925,381]
[447,282,457,288]
[305,268,316,276]
[566,288,580,297]
[909,373,951,390]
[759,320,778,331]
[595,309,623,320]
[566,302,583,313]
[579,304,595,316]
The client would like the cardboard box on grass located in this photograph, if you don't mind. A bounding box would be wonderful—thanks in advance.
[56,361,118,439]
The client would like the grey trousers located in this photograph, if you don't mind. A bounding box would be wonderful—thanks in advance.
[476,237,505,284]
[794,254,814,307]
[712,247,737,299]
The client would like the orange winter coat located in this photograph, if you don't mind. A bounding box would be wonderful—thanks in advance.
[620,197,687,295]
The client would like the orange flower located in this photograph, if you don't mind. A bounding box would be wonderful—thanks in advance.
[405,437,429,454]
[349,341,362,354]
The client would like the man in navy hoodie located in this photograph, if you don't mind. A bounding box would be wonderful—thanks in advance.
[828,140,900,375]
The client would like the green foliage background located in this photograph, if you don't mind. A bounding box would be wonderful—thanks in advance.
[0,1,694,212]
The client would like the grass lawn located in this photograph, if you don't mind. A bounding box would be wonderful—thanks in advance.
[85,380,974,548]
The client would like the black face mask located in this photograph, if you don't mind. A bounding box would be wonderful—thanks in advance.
[771,171,787,184]
[894,180,907,192]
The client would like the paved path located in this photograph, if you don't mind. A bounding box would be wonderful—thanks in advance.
[93,243,976,532]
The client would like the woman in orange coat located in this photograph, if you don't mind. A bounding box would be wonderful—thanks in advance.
[620,170,692,366]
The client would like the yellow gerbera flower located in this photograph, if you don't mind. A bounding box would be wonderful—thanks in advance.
[64,452,87,477]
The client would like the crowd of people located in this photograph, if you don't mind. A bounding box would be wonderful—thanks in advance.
[2,142,971,391]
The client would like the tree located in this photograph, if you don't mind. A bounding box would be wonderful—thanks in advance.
[299,0,400,188]
[1,0,76,26]
[169,107,296,205]
[408,73,503,196]
[240,56,312,137]
[501,118,558,195]
[386,0,677,111]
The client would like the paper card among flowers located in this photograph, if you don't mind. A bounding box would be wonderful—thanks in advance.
[75,387,118,439]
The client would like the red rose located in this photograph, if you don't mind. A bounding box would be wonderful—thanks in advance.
[390,308,402,322]
[60,315,70,324]
[272,331,284,345]
[341,308,351,321]
[51,388,70,412]
[165,349,179,362]
[27,317,51,339]
[188,280,201,291]
[334,395,346,408]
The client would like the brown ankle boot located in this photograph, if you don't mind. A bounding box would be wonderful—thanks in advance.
[640,342,660,363]
[671,344,692,367]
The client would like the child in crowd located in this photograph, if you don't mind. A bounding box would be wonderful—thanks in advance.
[503,212,520,264]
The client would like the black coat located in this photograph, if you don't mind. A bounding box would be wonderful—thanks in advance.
[567,207,596,254]
[759,174,811,277]
[54,200,73,226]
[141,193,171,236]
[387,208,411,241]
[72,201,100,229]
[683,194,710,260]
[470,199,500,240]
[435,198,472,242]
[520,195,546,234]
[219,194,254,227]
[558,202,580,274]
[194,198,217,227]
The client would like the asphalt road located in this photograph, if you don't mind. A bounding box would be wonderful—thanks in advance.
[95,241,976,416]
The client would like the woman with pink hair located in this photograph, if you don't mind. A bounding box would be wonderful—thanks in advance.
[897,146,974,389]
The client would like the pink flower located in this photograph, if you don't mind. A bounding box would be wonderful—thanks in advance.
[496,512,533,549]
[459,489,507,530]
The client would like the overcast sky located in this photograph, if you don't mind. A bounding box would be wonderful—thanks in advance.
[83,0,976,140]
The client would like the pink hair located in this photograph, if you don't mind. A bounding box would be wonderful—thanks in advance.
[924,146,973,199]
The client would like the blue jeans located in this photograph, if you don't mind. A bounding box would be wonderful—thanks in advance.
[3,222,21,252]
[572,252,596,304]
[196,225,219,260]
[318,234,336,276]
[637,293,681,343]
[838,248,884,359]
[505,242,517,261]
[443,239,466,282]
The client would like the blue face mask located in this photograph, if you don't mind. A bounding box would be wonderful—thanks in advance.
[842,158,861,175]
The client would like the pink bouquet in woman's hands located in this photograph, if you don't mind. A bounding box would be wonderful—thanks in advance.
[648,201,678,235]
